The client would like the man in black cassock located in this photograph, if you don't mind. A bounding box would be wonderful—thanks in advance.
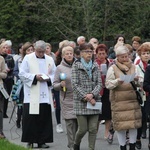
[19,40,56,148]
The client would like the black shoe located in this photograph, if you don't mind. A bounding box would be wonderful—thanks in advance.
[135,140,142,149]
[3,114,8,118]
[141,131,146,139]
[0,132,6,139]
[120,145,126,150]
[129,143,136,150]
[38,143,49,148]
[73,144,80,150]
[16,121,21,128]
[27,143,33,148]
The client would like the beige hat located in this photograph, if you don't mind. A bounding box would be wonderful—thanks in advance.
[115,45,129,56]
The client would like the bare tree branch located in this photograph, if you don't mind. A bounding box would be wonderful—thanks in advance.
[38,0,78,36]
[55,26,68,39]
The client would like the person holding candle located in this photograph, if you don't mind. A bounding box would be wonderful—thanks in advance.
[53,46,77,150]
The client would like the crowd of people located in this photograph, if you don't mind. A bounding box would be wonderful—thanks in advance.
[0,36,150,150]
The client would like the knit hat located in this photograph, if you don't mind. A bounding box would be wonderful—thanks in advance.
[115,45,129,56]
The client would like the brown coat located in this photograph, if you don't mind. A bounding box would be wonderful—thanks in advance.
[53,59,76,119]
[106,61,142,131]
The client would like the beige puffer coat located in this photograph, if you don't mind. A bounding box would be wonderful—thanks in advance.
[106,61,142,131]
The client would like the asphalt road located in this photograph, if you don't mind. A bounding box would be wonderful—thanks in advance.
[3,101,149,150]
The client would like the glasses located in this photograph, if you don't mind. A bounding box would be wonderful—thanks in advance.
[93,42,98,44]
[82,50,93,54]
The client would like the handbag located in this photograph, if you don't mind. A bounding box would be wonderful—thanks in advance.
[130,81,143,105]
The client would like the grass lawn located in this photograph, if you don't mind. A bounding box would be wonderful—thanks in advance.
[0,139,28,150]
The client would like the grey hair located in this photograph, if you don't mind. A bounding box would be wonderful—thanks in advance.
[77,36,85,42]
[69,41,76,47]
[59,40,69,49]
[34,40,46,51]
[62,46,74,56]
[5,40,12,46]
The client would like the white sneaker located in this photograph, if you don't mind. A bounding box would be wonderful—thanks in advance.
[56,124,63,133]
[100,120,105,124]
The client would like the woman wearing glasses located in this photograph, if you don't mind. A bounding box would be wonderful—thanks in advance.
[72,43,102,150]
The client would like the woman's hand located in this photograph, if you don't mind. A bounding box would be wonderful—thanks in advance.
[60,81,66,87]
[134,76,139,81]
[117,78,124,84]
[85,93,93,101]
[90,99,96,106]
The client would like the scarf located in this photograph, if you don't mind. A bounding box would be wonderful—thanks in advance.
[136,59,148,72]
[81,57,92,78]
[115,59,132,72]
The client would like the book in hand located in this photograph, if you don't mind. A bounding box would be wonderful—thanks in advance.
[87,101,102,111]
[41,74,49,80]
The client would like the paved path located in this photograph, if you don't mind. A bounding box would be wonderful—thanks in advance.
[3,102,149,150]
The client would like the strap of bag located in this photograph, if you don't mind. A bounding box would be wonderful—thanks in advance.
[138,64,145,74]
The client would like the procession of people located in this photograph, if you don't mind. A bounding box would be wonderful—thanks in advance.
[0,37,150,150]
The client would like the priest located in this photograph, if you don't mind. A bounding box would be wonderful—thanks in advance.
[19,40,56,148]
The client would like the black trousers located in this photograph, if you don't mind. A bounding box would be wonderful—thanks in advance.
[0,93,4,133]
[137,104,147,140]
[3,78,14,116]
[16,105,23,124]
[21,103,53,144]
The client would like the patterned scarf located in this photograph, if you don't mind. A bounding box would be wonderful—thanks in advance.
[81,57,92,78]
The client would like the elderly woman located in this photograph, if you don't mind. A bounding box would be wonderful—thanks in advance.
[95,44,113,139]
[53,46,77,150]
[0,41,15,118]
[0,43,7,138]
[105,45,142,150]
[135,43,150,149]
[72,43,102,150]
